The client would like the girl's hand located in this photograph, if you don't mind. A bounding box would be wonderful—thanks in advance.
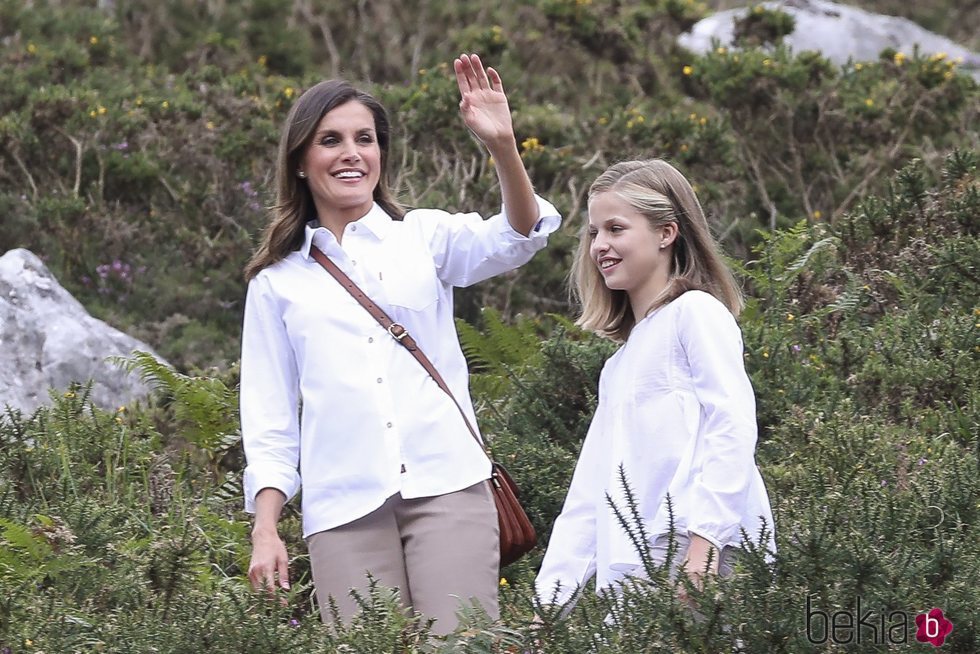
[248,528,291,600]
[677,534,719,605]
[453,53,514,152]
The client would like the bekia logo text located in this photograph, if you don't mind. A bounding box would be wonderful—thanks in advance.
[806,596,953,646]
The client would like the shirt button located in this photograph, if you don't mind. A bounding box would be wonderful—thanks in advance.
[377,377,383,383]
[386,422,393,428]
[368,337,374,343]
[351,225,357,232]
[351,259,357,266]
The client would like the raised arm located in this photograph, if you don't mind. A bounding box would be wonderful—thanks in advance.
[453,53,539,236]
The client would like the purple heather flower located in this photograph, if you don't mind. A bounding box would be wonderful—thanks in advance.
[792,344,802,353]
[918,458,927,466]
[289,618,300,627]
[112,141,129,151]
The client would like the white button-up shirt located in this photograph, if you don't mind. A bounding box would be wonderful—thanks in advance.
[241,198,560,538]
[536,290,775,605]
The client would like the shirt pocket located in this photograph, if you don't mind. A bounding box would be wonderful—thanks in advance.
[382,247,439,311]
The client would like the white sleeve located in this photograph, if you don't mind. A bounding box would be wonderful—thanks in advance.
[534,402,606,607]
[240,274,302,513]
[410,194,561,288]
[677,292,758,548]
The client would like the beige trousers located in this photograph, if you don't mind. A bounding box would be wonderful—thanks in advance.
[306,481,499,635]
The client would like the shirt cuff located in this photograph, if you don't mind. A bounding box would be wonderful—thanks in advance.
[243,462,302,513]
[497,195,561,242]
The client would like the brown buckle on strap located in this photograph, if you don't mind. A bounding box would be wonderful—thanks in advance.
[387,322,409,341]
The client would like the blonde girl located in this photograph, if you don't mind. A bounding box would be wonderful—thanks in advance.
[535,159,775,609]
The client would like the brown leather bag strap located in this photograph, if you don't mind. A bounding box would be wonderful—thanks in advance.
[310,245,487,451]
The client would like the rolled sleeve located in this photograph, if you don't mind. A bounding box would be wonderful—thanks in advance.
[240,274,302,513]
[677,292,757,546]
[414,194,561,288]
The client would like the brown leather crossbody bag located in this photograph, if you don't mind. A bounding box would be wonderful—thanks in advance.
[311,246,537,567]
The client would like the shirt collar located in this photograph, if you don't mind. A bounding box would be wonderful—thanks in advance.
[300,202,392,259]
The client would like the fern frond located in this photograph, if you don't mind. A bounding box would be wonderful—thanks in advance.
[109,350,180,396]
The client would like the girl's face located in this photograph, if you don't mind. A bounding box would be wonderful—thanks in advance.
[588,191,673,301]
[299,100,381,222]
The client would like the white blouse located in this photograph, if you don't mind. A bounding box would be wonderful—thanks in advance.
[240,198,560,538]
[536,290,776,605]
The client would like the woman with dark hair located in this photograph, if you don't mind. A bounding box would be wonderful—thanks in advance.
[240,54,560,633]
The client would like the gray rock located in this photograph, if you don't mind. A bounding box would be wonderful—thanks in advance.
[0,248,164,413]
[678,0,980,80]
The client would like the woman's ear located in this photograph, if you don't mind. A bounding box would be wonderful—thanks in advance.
[659,222,679,249]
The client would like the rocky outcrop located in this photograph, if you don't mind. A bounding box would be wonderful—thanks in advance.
[678,0,980,80]
[0,248,163,413]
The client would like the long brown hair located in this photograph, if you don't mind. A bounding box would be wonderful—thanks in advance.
[244,80,403,280]
[571,159,743,341]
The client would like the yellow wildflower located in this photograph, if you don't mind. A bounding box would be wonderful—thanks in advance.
[206,121,215,130]
[27,42,37,54]
[284,86,294,99]
[135,96,143,106]
[931,52,947,61]
[893,52,906,65]
[161,100,169,109]
[944,71,954,81]
[89,110,97,118]
[97,105,107,115]
[680,144,689,152]
[762,351,769,359]
[716,47,727,55]
[854,63,863,71]
[763,58,772,67]
[521,136,543,153]
[257,54,267,67]
[865,98,874,107]
[786,313,795,321]
[682,65,693,76]
[689,112,698,121]
[699,117,707,125]
[813,210,822,219]
[90,36,99,45]
[499,577,509,587]
[598,115,608,125]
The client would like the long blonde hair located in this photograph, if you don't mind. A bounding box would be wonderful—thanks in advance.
[571,159,743,341]
[244,80,403,280]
